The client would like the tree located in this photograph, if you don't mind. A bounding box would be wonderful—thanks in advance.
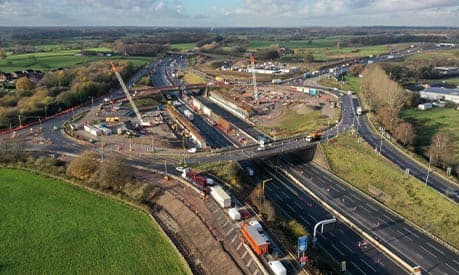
[66,151,99,181]
[97,154,131,191]
[304,51,314,63]
[348,64,363,76]
[428,132,455,168]
[0,48,5,59]
[15,77,35,92]
[394,122,415,146]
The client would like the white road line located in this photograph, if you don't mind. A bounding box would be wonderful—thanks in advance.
[242,250,248,258]
[328,232,335,238]
[226,227,234,237]
[231,233,238,243]
[383,214,396,223]
[286,204,296,213]
[281,190,289,199]
[350,261,368,275]
[453,260,459,266]
[335,184,345,191]
[300,215,311,226]
[403,227,419,239]
[349,193,360,201]
[366,203,378,212]
[344,195,355,203]
[237,241,243,250]
[246,259,253,267]
[253,269,260,275]
[340,241,353,253]
[420,245,438,258]
[274,193,283,201]
[294,201,303,210]
[361,206,371,213]
[212,207,219,213]
[308,213,316,223]
[425,242,445,256]
[331,243,345,256]
[222,220,229,228]
[445,263,459,273]
[337,228,345,235]
[360,259,377,272]
[396,229,412,241]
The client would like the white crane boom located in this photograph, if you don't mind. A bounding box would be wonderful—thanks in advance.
[250,54,258,103]
[110,61,150,126]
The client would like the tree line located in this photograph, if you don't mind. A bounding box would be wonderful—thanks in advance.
[0,60,134,129]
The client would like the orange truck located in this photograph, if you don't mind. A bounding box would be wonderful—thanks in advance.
[241,224,269,255]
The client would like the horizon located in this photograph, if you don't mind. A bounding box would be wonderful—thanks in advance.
[1,0,458,27]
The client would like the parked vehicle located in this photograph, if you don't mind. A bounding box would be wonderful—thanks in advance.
[268,261,287,275]
[245,166,254,176]
[356,106,362,116]
[241,224,269,255]
[184,109,194,120]
[210,185,231,208]
[228,208,241,221]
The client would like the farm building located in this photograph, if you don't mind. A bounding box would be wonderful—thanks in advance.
[420,87,459,104]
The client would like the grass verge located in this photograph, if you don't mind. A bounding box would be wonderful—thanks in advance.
[0,167,189,274]
[322,133,459,248]
[183,72,206,84]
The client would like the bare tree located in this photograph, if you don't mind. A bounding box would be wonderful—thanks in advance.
[394,122,416,146]
[428,132,455,168]
[66,151,99,181]
[96,154,131,191]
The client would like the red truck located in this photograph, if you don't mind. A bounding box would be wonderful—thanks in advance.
[241,224,269,255]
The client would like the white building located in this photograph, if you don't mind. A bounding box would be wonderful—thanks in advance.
[420,87,459,104]
[418,103,433,110]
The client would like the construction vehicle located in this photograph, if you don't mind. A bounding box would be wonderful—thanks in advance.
[306,130,322,142]
[181,168,210,194]
[110,61,150,127]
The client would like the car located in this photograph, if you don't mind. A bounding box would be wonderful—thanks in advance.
[257,146,265,151]
[175,166,185,172]
[187,147,197,153]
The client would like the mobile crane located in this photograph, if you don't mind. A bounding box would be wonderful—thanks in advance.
[250,53,259,103]
[110,61,150,127]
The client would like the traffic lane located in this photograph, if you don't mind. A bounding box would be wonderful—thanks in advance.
[288,160,459,274]
[255,163,402,275]
[356,116,455,196]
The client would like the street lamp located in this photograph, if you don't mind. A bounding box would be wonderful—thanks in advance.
[425,155,432,186]
[262,178,273,197]
[379,126,384,155]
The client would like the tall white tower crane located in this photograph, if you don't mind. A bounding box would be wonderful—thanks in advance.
[110,61,150,127]
[250,53,258,103]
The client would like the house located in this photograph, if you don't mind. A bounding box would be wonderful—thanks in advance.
[418,103,433,110]
[420,87,459,104]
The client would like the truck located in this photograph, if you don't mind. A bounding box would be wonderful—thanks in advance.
[356,106,362,116]
[210,185,231,208]
[182,168,210,194]
[241,224,269,256]
[183,109,194,121]
[268,261,287,275]
[306,130,322,142]
[272,79,282,84]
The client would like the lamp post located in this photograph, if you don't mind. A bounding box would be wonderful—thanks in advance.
[425,155,432,186]
[262,178,273,198]
[379,126,384,155]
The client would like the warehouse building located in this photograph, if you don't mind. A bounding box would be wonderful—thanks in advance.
[420,87,459,104]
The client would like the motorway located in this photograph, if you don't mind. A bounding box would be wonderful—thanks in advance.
[282,156,459,274]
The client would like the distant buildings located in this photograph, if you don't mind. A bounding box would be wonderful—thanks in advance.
[420,87,459,104]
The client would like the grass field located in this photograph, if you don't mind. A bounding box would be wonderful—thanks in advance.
[183,72,206,84]
[443,77,459,86]
[0,168,189,274]
[399,107,459,162]
[0,49,152,72]
[318,76,362,92]
[322,133,459,248]
[170,43,196,51]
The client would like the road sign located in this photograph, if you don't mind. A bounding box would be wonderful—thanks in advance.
[298,236,308,253]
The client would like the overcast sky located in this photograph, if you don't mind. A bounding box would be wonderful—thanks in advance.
[0,0,458,27]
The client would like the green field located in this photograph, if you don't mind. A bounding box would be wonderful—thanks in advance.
[249,39,337,49]
[399,107,459,161]
[443,77,459,86]
[0,49,152,72]
[318,76,362,92]
[0,168,189,274]
[170,43,196,50]
[322,133,459,248]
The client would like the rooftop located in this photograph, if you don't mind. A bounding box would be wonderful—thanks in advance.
[422,87,459,96]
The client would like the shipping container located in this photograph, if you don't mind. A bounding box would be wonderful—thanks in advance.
[210,185,231,208]
[241,224,269,255]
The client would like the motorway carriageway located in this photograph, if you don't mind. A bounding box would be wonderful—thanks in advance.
[249,159,405,275]
[284,155,459,275]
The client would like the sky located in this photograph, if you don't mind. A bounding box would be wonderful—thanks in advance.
[0,0,458,27]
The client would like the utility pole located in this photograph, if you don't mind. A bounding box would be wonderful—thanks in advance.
[425,155,432,186]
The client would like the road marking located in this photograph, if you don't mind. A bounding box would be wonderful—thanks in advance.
[308,213,316,223]
[242,250,248,258]
[403,227,419,239]
[350,261,368,275]
[222,220,229,228]
[361,258,377,272]
[396,229,412,241]
[226,227,234,237]
[337,228,345,235]
[344,195,355,203]
[328,232,335,238]
[340,241,353,253]
[299,215,311,226]
[335,184,345,191]
[331,243,345,256]
[420,245,438,258]
[281,190,290,199]
[349,193,360,201]
[453,260,459,266]
[286,204,296,213]
[274,193,283,201]
[383,214,396,223]
[445,263,459,273]
[253,269,260,275]
[237,241,243,250]
[231,233,238,243]
[294,201,303,210]
[425,242,445,256]
[365,203,378,212]
[246,259,253,267]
